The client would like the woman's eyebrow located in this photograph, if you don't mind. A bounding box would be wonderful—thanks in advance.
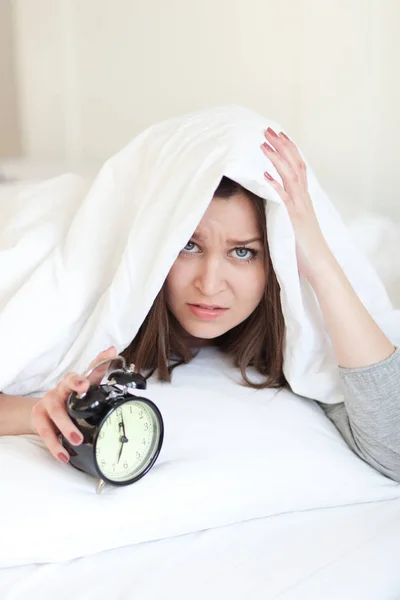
[192,232,262,245]
[226,237,262,245]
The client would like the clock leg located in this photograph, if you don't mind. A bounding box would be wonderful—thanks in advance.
[96,478,106,495]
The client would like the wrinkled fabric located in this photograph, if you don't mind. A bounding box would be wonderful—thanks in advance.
[0,105,398,401]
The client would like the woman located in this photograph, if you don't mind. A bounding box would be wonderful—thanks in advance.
[1,128,399,481]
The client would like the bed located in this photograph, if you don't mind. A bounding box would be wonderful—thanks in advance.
[0,158,399,600]
[1,499,400,600]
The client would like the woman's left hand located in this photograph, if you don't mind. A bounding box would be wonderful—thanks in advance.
[261,127,334,281]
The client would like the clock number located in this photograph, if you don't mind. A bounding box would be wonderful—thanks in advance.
[112,463,116,472]
[136,451,141,459]
[101,459,106,467]
[123,461,128,469]
[144,423,148,431]
[139,411,143,419]
[116,407,122,418]
[99,431,105,440]
[142,438,146,445]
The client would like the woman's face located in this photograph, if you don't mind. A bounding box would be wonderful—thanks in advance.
[166,191,266,343]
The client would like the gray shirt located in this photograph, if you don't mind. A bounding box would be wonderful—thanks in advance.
[319,346,400,483]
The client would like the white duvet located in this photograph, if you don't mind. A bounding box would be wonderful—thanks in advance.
[0,106,399,570]
[0,105,398,401]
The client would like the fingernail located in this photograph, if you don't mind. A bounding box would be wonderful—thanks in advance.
[263,143,274,152]
[264,171,274,181]
[267,127,278,137]
[58,453,69,463]
[70,432,82,445]
[280,132,290,140]
[74,377,86,385]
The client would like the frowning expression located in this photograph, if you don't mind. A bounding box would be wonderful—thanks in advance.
[166,191,266,341]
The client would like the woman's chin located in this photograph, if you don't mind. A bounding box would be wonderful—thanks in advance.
[181,321,227,340]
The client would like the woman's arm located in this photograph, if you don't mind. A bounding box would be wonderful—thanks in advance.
[307,254,400,482]
[320,346,400,482]
[0,393,38,436]
[261,128,396,367]
[0,347,116,461]
[260,129,399,480]
[307,252,396,368]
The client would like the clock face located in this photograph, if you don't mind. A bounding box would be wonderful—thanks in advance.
[94,399,161,483]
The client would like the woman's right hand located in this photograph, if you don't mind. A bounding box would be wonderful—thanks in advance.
[30,346,118,463]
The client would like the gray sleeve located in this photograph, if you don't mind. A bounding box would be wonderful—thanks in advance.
[319,346,400,483]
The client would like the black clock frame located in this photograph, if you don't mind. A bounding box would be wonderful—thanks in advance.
[60,366,164,486]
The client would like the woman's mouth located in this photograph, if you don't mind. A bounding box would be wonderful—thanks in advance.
[187,304,229,320]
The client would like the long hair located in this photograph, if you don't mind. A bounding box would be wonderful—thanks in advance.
[121,177,288,390]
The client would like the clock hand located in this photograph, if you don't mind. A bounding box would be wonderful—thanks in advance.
[117,441,124,464]
[120,414,127,439]
[117,414,129,464]
[119,415,129,444]
[115,412,129,465]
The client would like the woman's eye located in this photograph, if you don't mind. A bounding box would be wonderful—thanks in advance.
[182,241,198,253]
[232,247,256,261]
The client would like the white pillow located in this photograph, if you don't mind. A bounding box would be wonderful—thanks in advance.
[1,348,399,567]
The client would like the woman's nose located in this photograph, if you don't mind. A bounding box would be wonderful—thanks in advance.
[194,257,227,296]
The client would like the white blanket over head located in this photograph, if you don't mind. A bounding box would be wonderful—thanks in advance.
[0,105,398,401]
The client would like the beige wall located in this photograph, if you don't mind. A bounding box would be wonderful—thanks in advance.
[8,0,400,217]
[0,0,20,156]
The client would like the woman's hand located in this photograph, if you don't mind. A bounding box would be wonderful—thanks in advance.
[261,128,334,281]
[261,128,396,369]
[30,346,117,463]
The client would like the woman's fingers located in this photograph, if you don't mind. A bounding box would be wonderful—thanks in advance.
[31,402,71,463]
[46,387,84,445]
[30,346,118,464]
[57,371,90,397]
[86,346,118,386]
[33,372,89,460]
[263,128,308,192]
[261,140,297,186]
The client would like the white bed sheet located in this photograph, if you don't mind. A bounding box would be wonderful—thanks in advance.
[1,498,399,600]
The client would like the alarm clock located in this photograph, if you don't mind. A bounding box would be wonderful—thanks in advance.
[60,356,164,493]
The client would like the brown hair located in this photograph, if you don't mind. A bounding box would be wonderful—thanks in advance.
[121,177,288,390]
